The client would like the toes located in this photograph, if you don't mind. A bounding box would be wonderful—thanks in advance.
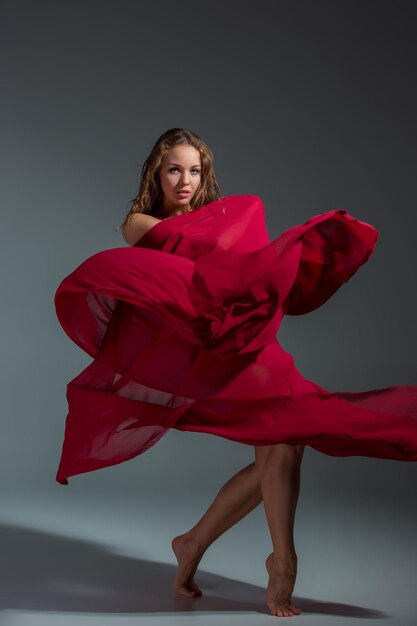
[175,581,202,598]
[191,584,202,597]
[270,604,300,617]
[174,586,196,597]
[272,606,286,617]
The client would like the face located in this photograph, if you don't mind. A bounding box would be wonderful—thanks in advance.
[159,144,202,215]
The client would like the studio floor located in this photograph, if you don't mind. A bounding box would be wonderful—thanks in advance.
[0,487,415,626]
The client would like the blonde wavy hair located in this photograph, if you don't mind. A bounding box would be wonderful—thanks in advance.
[115,128,222,240]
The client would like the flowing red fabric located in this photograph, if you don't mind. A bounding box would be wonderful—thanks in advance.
[54,195,417,484]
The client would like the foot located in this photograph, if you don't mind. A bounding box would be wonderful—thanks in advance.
[265,552,302,617]
[171,533,204,597]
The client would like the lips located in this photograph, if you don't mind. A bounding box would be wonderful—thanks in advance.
[177,190,190,196]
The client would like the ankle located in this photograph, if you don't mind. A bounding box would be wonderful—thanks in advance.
[271,547,297,562]
[177,530,206,555]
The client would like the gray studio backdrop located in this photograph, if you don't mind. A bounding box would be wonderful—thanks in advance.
[1,0,416,501]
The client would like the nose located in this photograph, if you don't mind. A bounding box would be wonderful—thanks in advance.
[179,171,191,185]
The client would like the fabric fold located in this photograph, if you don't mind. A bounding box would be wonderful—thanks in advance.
[54,194,417,484]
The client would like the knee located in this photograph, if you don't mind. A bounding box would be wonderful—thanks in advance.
[254,444,273,473]
[254,443,304,473]
[268,443,305,466]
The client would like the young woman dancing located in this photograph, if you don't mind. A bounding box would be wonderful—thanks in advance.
[55,127,417,619]
[121,130,304,616]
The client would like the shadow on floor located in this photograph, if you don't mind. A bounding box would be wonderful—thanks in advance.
[0,523,387,618]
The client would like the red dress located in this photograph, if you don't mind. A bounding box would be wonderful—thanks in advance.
[54,195,417,484]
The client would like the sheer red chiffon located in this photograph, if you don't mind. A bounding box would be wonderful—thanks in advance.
[54,195,417,484]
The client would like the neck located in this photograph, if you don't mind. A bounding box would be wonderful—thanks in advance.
[155,206,191,219]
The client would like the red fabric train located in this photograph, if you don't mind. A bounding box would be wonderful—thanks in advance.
[54,195,417,484]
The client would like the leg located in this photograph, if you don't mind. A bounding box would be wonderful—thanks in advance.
[172,460,263,596]
[256,443,305,617]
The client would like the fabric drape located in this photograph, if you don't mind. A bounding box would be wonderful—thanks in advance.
[54,195,417,484]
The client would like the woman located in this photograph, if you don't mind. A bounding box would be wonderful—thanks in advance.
[120,128,303,617]
[55,127,417,619]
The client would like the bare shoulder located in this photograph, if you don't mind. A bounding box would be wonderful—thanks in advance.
[123,213,162,246]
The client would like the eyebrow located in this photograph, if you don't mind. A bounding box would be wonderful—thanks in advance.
[167,162,201,168]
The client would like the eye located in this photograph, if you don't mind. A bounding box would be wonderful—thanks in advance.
[168,167,200,175]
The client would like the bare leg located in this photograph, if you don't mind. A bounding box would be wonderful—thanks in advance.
[172,460,263,596]
[256,443,304,617]
[172,442,304,615]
